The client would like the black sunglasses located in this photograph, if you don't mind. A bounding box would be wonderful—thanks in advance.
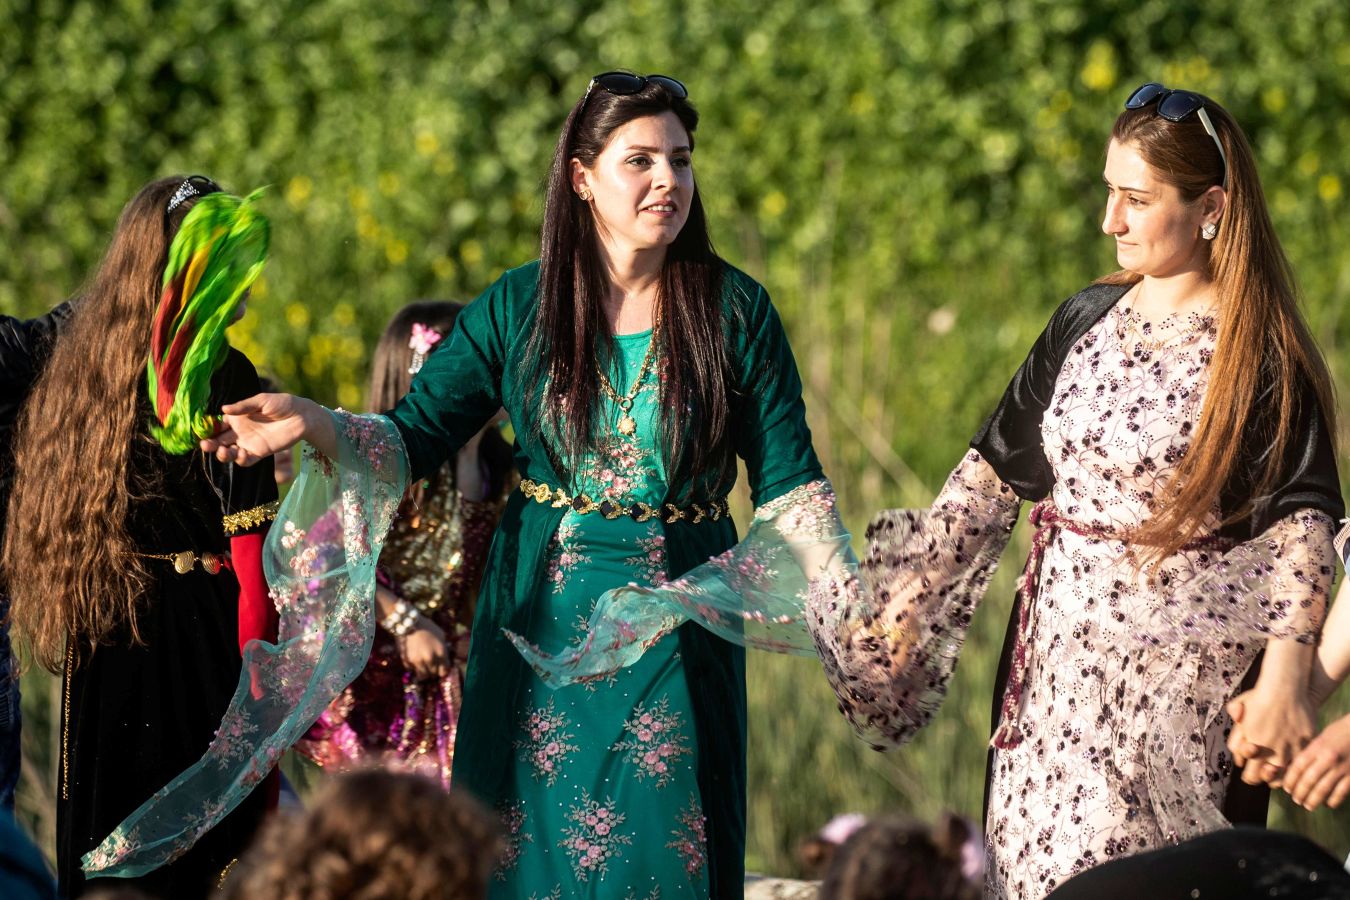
[166,174,222,215]
[1124,83,1229,189]
[578,72,688,115]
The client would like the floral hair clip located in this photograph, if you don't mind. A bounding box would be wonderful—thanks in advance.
[408,322,444,374]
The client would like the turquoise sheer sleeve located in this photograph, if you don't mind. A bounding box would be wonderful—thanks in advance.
[507,479,855,681]
[82,410,408,878]
[509,455,1021,754]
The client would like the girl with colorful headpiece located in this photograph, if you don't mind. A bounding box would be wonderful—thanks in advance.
[2,176,277,898]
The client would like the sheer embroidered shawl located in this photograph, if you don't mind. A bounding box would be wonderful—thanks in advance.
[82,411,407,877]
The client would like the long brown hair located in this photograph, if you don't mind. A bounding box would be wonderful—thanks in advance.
[527,76,732,494]
[367,300,512,507]
[3,176,213,672]
[1100,97,1337,560]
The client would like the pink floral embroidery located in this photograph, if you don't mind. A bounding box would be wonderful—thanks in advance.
[623,526,668,588]
[665,795,707,878]
[546,520,591,596]
[514,698,579,786]
[579,435,661,501]
[495,801,532,881]
[559,792,632,882]
[610,698,691,788]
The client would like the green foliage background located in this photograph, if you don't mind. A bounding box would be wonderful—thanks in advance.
[6,0,1350,878]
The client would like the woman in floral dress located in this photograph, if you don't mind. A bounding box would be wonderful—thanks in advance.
[808,84,1342,899]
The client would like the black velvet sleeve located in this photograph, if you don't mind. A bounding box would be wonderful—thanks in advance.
[0,301,74,443]
[969,283,1129,501]
[1222,370,1344,539]
[208,347,278,537]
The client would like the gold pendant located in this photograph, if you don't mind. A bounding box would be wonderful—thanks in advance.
[172,551,195,574]
[618,414,637,436]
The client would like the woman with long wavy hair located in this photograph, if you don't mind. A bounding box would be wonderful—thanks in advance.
[806,84,1342,898]
[2,175,278,899]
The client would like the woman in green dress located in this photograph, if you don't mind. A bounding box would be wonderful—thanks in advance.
[156,72,828,899]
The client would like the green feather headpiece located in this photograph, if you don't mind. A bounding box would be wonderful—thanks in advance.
[147,189,269,454]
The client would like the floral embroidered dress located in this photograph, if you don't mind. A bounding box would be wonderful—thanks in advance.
[804,285,1341,900]
[496,326,708,896]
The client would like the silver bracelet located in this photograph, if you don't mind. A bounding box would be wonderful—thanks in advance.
[381,599,420,637]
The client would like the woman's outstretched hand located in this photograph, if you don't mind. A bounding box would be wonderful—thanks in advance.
[200,393,334,465]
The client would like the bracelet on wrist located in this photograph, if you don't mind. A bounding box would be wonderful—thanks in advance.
[381,599,420,637]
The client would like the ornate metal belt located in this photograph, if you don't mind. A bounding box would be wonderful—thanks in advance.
[135,550,228,575]
[518,479,729,524]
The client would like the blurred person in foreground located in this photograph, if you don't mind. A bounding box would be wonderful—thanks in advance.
[806,82,1341,899]
[815,811,982,900]
[216,768,500,900]
[1044,827,1350,899]
[2,176,278,898]
[0,293,74,812]
[294,301,514,787]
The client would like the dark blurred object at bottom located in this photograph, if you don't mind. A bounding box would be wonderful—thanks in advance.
[1047,827,1350,900]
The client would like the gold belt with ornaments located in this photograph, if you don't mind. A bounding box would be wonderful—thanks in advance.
[135,550,228,574]
[518,479,729,524]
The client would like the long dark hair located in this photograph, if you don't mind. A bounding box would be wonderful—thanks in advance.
[1099,96,1337,560]
[4,176,213,672]
[528,76,731,493]
[368,300,512,507]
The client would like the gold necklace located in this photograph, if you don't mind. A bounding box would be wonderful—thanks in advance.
[596,316,661,437]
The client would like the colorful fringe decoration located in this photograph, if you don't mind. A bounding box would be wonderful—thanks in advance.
[147,189,269,454]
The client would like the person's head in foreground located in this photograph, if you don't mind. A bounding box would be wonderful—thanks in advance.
[816,811,982,900]
[217,769,501,900]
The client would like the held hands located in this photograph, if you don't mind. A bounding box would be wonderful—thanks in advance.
[1283,714,1350,810]
[200,393,317,465]
[1226,688,1315,787]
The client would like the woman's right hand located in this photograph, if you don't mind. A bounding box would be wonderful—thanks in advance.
[200,393,332,465]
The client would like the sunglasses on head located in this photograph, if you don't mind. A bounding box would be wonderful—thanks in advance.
[1124,83,1229,190]
[578,71,688,116]
[166,174,222,215]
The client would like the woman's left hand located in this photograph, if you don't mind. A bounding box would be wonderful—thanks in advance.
[1283,714,1350,810]
[1227,688,1316,785]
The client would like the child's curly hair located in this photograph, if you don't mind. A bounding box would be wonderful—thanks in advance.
[218,769,501,900]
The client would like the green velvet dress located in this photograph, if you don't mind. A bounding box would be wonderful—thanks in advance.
[386,260,822,899]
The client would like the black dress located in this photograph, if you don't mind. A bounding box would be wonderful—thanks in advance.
[57,348,277,899]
